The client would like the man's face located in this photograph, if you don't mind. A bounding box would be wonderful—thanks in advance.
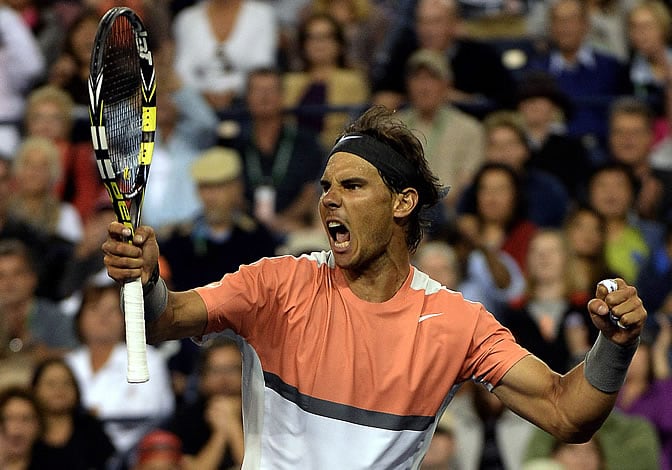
[485,126,529,170]
[609,112,653,167]
[319,152,398,270]
[550,0,588,54]
[197,179,243,226]
[415,0,459,51]
[589,170,634,219]
[0,254,37,308]
[200,346,243,397]
[406,68,447,115]
[246,73,283,119]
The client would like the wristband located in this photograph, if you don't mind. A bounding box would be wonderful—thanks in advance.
[584,333,638,393]
[143,276,168,323]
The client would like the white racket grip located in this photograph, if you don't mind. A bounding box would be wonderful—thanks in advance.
[599,279,627,329]
[123,278,150,383]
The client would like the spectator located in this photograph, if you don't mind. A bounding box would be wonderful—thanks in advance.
[413,238,525,320]
[616,313,672,470]
[158,147,279,400]
[515,70,592,200]
[141,40,221,231]
[626,0,672,124]
[563,205,617,304]
[524,435,606,470]
[284,12,370,149]
[172,0,278,112]
[0,239,78,381]
[9,136,83,244]
[525,0,631,155]
[297,0,393,72]
[371,0,517,114]
[47,8,99,139]
[23,85,102,222]
[397,48,485,222]
[163,338,244,470]
[458,111,570,229]
[502,229,599,373]
[420,411,457,469]
[636,223,672,317]
[30,357,115,469]
[0,157,73,301]
[0,386,43,470]
[232,67,324,234]
[607,96,672,225]
[450,381,536,470]
[587,163,651,283]
[457,162,538,272]
[525,409,661,470]
[65,281,174,461]
[0,3,45,156]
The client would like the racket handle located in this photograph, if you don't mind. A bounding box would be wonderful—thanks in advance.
[123,278,150,383]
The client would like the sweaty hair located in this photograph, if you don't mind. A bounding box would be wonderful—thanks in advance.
[337,106,444,252]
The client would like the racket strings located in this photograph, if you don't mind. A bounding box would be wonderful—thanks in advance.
[102,16,143,194]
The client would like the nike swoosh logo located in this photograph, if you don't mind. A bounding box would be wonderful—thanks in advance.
[418,313,445,323]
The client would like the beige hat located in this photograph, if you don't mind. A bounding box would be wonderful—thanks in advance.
[191,146,242,184]
[406,49,452,82]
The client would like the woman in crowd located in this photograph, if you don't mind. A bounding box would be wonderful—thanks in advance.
[0,386,42,470]
[30,357,115,469]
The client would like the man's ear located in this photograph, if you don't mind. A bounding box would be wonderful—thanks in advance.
[393,188,419,218]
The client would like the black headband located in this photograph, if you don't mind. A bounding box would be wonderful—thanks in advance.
[327,133,420,189]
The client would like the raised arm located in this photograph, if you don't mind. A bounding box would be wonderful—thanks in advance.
[102,222,208,343]
[493,279,646,442]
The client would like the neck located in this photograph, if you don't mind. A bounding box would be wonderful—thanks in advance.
[342,243,411,302]
[533,281,566,301]
[254,118,283,153]
[417,107,438,122]
[44,413,73,446]
[310,64,336,80]
[89,343,115,372]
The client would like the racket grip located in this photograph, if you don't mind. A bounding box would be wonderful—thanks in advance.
[123,278,150,383]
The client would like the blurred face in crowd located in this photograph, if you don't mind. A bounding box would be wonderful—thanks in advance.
[550,0,588,54]
[33,362,79,416]
[518,96,558,129]
[415,0,459,51]
[79,286,124,346]
[303,17,341,68]
[588,169,634,220]
[485,126,529,170]
[198,179,244,227]
[14,146,56,196]
[553,438,603,470]
[609,112,653,168]
[628,4,668,57]
[527,231,568,285]
[413,242,459,289]
[200,345,243,398]
[0,252,37,307]
[25,100,70,141]
[565,209,604,258]
[246,72,283,119]
[476,168,516,225]
[0,396,41,461]
[406,68,447,116]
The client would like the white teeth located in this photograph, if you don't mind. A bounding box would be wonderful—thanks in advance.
[328,221,342,227]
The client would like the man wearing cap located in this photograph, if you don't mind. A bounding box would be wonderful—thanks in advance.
[103,106,647,469]
[397,48,485,224]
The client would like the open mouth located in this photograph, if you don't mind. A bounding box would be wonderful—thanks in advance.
[327,221,351,249]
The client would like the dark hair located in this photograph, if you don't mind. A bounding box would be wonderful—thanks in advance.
[588,162,641,197]
[0,386,45,436]
[31,357,82,413]
[608,96,654,130]
[472,162,527,230]
[297,13,347,69]
[73,283,122,343]
[339,106,443,253]
[0,238,39,276]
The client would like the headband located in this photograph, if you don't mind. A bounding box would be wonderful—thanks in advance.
[327,133,421,189]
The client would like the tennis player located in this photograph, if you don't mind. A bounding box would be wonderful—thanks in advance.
[103,106,647,469]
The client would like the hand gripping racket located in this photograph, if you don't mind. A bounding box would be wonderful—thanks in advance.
[88,7,156,383]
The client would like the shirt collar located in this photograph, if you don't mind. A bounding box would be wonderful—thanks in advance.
[549,44,596,73]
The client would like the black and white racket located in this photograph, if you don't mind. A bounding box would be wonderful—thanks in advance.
[88,6,156,383]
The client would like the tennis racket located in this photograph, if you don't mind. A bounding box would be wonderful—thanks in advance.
[88,6,156,383]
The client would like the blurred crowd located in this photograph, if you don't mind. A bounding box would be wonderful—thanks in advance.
[1,0,672,468]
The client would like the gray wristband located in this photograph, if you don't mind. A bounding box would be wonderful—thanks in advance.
[143,276,168,323]
[584,333,639,393]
